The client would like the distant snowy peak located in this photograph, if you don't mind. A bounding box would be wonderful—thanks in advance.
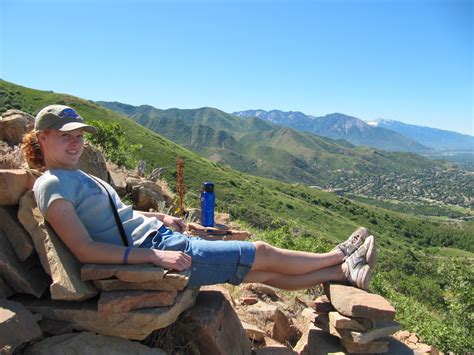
[233,110,430,152]
[366,118,397,127]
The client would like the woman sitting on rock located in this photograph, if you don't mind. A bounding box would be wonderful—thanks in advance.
[21,104,377,291]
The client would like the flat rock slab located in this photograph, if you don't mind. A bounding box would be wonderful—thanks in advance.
[307,294,335,314]
[81,264,165,282]
[93,271,188,291]
[98,290,177,314]
[0,229,49,298]
[0,206,35,261]
[329,311,372,331]
[340,337,389,353]
[329,320,401,344]
[19,288,199,340]
[24,331,166,355]
[325,283,396,321]
[0,169,35,206]
[18,191,98,301]
[0,298,42,353]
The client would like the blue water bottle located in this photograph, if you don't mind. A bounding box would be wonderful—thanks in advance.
[201,182,215,227]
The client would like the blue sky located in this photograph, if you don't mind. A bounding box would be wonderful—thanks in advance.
[1,0,472,135]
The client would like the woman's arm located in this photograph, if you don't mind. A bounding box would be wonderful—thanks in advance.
[46,199,191,270]
[136,210,187,233]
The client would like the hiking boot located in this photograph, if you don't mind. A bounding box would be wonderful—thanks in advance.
[344,261,373,290]
[343,235,377,290]
[334,227,370,259]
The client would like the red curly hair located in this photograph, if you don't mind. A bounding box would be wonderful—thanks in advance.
[21,130,45,169]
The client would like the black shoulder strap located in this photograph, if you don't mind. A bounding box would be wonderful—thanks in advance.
[88,174,129,247]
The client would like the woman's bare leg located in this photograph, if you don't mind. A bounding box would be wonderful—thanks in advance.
[251,241,344,275]
[243,264,346,290]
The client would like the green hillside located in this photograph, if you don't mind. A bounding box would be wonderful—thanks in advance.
[98,101,472,210]
[2,80,473,352]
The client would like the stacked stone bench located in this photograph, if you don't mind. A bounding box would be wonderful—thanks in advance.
[309,283,401,353]
[0,186,198,353]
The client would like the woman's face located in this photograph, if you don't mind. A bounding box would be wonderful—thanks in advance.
[39,128,85,170]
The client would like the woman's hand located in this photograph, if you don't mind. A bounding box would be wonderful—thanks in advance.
[163,215,187,233]
[150,249,192,271]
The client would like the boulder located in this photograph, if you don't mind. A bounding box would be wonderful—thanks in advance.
[307,294,335,314]
[200,284,235,306]
[98,290,177,314]
[0,229,49,298]
[0,298,42,354]
[19,288,199,340]
[183,290,252,355]
[0,277,14,298]
[0,141,26,169]
[76,143,109,182]
[324,283,396,321]
[24,331,166,355]
[108,169,127,196]
[255,345,297,354]
[329,320,401,344]
[18,191,98,301]
[0,169,36,206]
[0,205,35,261]
[241,321,267,342]
[81,263,165,282]
[0,110,34,146]
[132,185,165,211]
[127,178,174,211]
[294,323,345,355]
[37,318,74,336]
[93,272,188,292]
[271,309,296,344]
[339,337,389,353]
[328,311,372,331]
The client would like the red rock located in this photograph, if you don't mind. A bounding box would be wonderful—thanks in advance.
[0,110,34,146]
[272,309,296,344]
[98,290,177,314]
[0,228,49,298]
[0,298,42,353]
[81,264,165,282]
[0,169,35,206]
[0,205,35,261]
[340,337,389,353]
[241,321,267,341]
[324,283,396,321]
[295,322,347,355]
[307,294,335,314]
[328,311,372,331]
[240,296,258,305]
[93,272,188,291]
[183,289,252,355]
[329,320,401,344]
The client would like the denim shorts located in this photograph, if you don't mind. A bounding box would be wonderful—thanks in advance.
[139,225,256,287]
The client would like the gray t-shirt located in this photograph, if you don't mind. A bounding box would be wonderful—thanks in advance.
[33,169,162,247]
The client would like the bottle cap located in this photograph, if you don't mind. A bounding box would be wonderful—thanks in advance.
[203,182,214,192]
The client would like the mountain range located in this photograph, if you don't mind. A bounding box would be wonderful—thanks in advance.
[2,80,473,354]
[233,110,473,154]
[367,118,474,151]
